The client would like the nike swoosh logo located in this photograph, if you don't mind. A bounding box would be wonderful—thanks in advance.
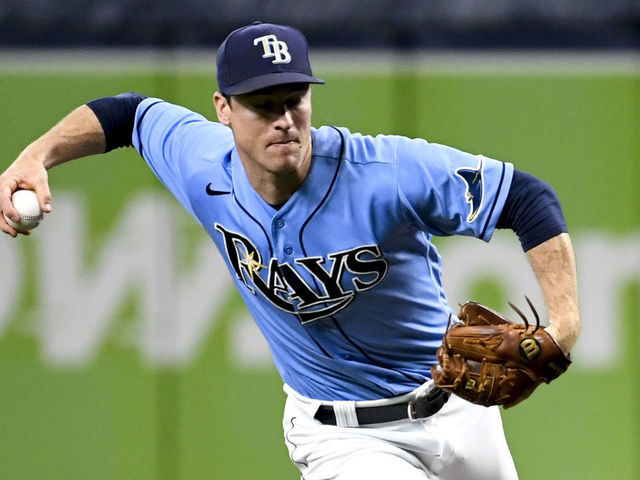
[205,183,231,196]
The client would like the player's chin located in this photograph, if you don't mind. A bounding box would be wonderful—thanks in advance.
[265,147,303,169]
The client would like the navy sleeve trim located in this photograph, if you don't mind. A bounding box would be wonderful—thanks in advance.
[134,99,164,161]
[497,169,568,251]
[480,162,506,241]
[86,92,147,152]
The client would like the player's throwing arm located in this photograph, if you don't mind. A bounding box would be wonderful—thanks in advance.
[0,105,105,237]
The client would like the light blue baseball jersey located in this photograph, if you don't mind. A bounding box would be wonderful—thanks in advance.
[132,98,513,401]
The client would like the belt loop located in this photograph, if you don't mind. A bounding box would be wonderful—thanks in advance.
[332,400,359,427]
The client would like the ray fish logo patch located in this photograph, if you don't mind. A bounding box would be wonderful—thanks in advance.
[455,156,485,223]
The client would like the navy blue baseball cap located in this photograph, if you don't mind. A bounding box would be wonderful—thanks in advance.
[216,22,325,95]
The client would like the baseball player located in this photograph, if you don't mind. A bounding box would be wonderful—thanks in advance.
[0,22,580,480]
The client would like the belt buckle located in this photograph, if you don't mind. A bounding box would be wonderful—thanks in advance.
[407,382,436,421]
[407,400,420,421]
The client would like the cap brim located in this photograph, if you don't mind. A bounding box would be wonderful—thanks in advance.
[221,72,325,95]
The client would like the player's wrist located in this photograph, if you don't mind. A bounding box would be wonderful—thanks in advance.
[14,143,49,171]
[543,324,573,356]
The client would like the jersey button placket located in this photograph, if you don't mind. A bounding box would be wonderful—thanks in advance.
[272,217,292,256]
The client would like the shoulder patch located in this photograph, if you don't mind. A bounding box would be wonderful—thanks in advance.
[455,156,485,222]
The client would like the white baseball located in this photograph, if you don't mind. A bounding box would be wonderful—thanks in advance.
[3,190,43,232]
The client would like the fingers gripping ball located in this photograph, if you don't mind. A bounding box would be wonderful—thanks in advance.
[431,299,571,408]
[3,190,44,232]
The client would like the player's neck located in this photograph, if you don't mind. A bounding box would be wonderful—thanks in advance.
[251,173,305,206]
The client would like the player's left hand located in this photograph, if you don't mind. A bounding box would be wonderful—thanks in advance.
[430,299,572,408]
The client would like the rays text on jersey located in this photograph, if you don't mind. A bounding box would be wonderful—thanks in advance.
[215,223,389,323]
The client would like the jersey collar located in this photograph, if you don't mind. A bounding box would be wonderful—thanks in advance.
[230,127,344,228]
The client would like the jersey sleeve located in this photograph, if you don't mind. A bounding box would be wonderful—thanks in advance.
[131,98,233,218]
[395,137,513,241]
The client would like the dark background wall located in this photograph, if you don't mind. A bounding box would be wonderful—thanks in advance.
[1,0,638,49]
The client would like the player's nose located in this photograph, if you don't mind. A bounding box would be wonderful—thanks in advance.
[274,102,293,130]
[274,108,294,130]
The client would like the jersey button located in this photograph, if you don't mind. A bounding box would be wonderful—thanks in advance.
[275,219,285,229]
[284,246,293,255]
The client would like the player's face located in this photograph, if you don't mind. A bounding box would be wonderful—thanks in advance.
[214,84,313,179]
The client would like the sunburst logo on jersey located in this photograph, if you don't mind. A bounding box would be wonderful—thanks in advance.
[240,250,266,282]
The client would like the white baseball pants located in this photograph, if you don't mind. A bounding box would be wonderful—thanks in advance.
[282,383,518,480]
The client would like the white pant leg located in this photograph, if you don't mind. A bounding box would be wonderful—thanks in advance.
[334,452,430,480]
[418,395,518,480]
[282,386,517,480]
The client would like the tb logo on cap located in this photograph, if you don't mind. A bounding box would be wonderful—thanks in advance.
[253,34,292,64]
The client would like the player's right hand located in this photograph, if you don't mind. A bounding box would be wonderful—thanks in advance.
[0,155,52,237]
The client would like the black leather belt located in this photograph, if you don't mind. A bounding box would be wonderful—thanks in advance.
[314,388,450,426]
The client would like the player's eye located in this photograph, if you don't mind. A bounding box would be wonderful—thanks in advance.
[285,98,302,109]
[253,102,272,111]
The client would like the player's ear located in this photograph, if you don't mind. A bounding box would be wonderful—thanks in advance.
[213,92,232,126]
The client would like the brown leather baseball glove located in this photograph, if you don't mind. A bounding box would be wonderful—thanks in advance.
[430,298,571,408]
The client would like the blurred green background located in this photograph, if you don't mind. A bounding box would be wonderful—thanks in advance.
[0,61,638,479]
